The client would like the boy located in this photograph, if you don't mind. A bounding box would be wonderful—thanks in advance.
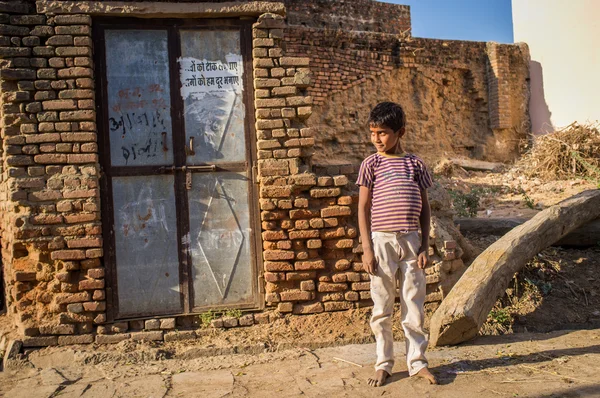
[356,102,437,387]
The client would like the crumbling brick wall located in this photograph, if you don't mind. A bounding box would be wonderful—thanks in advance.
[283,0,410,34]
[284,28,530,164]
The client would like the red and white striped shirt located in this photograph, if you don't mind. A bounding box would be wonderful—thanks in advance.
[356,152,432,232]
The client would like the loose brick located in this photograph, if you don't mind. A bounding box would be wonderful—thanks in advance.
[58,334,94,345]
[96,334,131,344]
[131,331,164,342]
[164,331,196,342]
[23,336,58,347]
[39,324,76,335]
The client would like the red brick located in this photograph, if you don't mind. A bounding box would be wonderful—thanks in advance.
[67,237,102,248]
[318,282,347,292]
[79,278,104,290]
[279,290,312,301]
[34,153,67,164]
[321,206,351,218]
[324,239,354,249]
[264,250,295,261]
[83,301,106,311]
[352,282,371,291]
[264,261,294,272]
[289,209,320,219]
[262,230,287,241]
[320,227,346,239]
[288,229,320,239]
[292,302,323,314]
[54,292,90,304]
[86,248,103,258]
[51,249,85,260]
[294,260,325,271]
[285,271,316,281]
[68,154,98,163]
[87,268,105,278]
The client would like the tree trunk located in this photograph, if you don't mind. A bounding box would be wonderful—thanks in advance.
[455,217,600,247]
[429,190,600,346]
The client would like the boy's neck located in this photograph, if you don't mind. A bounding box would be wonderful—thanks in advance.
[378,143,405,157]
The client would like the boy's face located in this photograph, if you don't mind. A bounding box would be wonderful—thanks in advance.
[370,124,404,154]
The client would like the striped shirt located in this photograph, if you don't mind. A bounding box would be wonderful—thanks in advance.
[356,152,433,232]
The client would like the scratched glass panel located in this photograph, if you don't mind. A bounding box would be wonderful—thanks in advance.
[112,175,181,316]
[179,30,246,165]
[188,172,253,307]
[105,30,173,167]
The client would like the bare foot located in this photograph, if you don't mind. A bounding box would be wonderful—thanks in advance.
[415,367,438,384]
[367,369,390,387]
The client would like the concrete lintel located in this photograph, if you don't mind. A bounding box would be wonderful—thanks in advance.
[37,1,286,18]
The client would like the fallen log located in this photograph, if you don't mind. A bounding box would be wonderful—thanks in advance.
[455,217,600,247]
[450,158,504,172]
[429,189,600,346]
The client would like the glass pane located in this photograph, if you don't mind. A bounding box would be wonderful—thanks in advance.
[179,30,246,164]
[112,175,181,316]
[105,30,173,167]
[188,172,253,307]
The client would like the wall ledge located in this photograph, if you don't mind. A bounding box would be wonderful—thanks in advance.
[37,1,286,18]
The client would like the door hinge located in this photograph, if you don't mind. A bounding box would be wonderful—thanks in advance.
[257,274,265,294]
[252,165,259,184]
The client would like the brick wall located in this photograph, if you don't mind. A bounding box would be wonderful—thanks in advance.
[283,0,411,35]
[283,27,531,163]
[0,1,104,345]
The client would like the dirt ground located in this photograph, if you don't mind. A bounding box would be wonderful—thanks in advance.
[1,327,600,397]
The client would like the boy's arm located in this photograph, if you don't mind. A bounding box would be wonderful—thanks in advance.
[358,185,377,275]
[418,188,431,269]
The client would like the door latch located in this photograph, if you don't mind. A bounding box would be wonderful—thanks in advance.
[185,168,192,190]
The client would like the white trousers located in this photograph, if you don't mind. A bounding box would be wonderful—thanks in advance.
[370,231,428,376]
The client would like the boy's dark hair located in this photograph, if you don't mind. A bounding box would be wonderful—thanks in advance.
[368,102,405,132]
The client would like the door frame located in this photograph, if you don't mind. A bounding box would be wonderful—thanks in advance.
[93,17,263,321]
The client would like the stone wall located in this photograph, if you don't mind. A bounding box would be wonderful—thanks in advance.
[284,28,531,164]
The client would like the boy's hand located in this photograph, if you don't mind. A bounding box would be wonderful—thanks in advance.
[417,249,429,269]
[362,248,378,275]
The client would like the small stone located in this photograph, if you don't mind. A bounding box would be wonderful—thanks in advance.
[222,317,238,328]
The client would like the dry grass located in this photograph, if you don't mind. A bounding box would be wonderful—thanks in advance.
[514,123,600,182]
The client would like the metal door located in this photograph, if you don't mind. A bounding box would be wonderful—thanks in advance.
[97,20,259,319]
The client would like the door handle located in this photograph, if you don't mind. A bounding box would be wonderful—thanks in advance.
[187,136,195,156]
[162,132,168,152]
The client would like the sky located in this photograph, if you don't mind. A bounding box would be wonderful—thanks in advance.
[383,0,514,43]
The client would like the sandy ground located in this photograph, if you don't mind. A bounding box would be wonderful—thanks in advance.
[438,169,596,219]
[1,328,600,397]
